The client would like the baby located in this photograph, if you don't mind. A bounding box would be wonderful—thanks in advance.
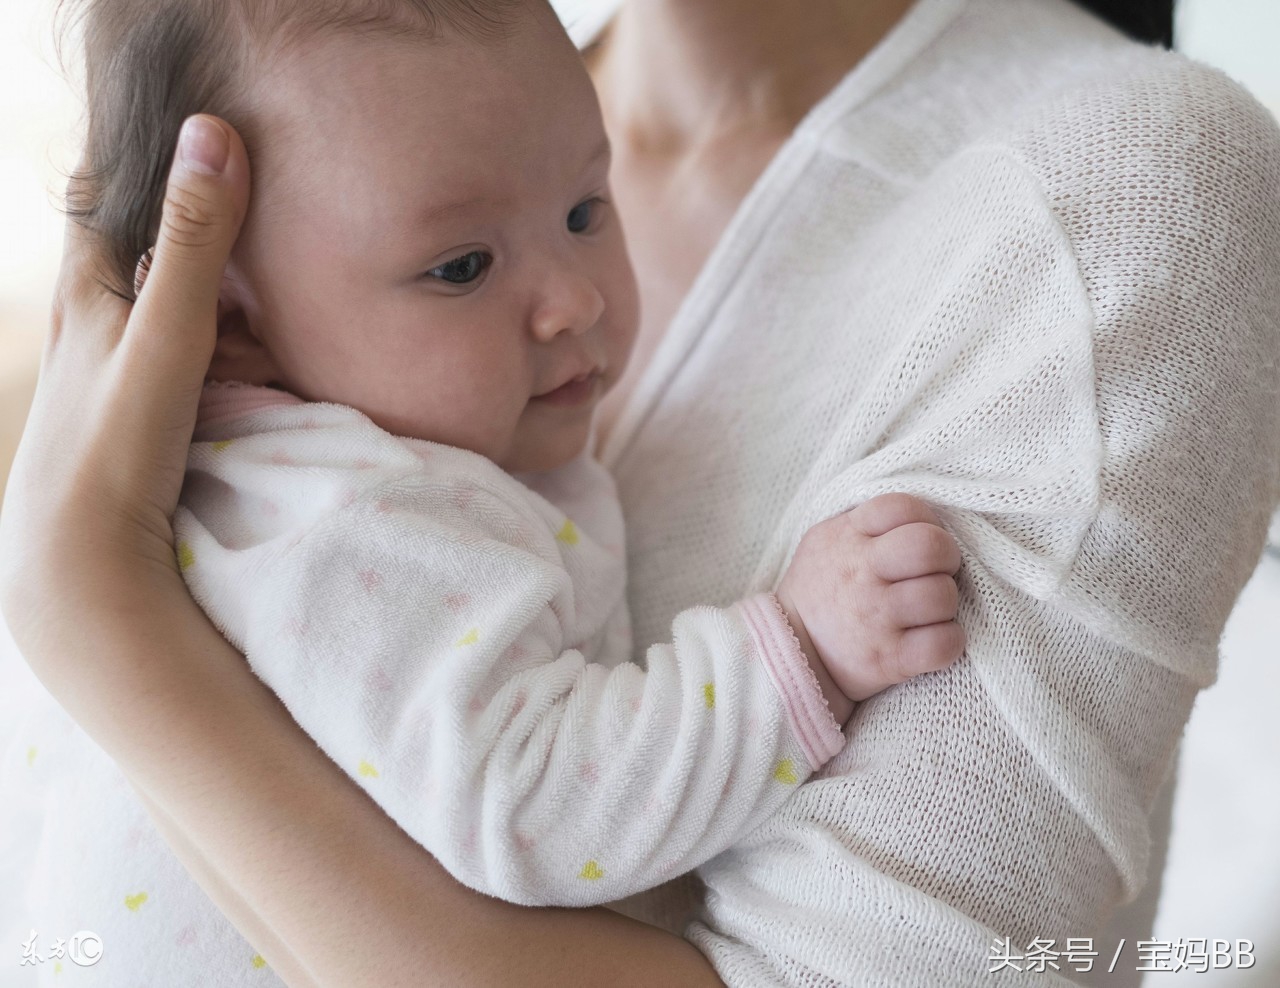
[19,0,962,980]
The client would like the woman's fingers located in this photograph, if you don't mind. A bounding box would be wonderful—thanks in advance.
[49,218,131,356]
[127,115,250,384]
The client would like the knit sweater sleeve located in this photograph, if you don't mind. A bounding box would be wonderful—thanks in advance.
[174,401,845,910]
[682,60,1280,985]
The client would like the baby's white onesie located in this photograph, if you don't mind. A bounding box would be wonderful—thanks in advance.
[9,381,846,984]
[175,383,845,907]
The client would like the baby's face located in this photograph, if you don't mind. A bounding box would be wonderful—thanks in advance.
[226,5,638,473]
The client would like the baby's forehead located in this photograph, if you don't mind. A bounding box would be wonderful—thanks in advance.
[250,18,570,152]
[247,36,476,164]
[242,20,605,238]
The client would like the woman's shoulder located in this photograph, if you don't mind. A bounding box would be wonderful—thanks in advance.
[951,0,1280,168]
[992,49,1280,342]
[987,55,1280,684]
[999,48,1280,209]
[990,50,1280,330]
[822,3,1280,250]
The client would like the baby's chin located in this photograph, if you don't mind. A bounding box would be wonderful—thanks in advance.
[498,422,594,476]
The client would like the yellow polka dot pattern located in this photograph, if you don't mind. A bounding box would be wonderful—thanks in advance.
[556,519,579,545]
[358,760,380,778]
[455,627,480,646]
[176,542,196,571]
[773,759,798,785]
[251,954,268,969]
[26,746,37,768]
[211,439,234,452]
[124,891,148,911]
[579,860,604,880]
[703,682,715,709]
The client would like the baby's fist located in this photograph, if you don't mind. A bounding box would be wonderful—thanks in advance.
[777,493,966,705]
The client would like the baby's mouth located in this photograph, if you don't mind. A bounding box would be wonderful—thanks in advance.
[532,371,600,408]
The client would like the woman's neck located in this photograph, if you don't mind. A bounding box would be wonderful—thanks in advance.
[590,0,919,155]
[585,0,920,445]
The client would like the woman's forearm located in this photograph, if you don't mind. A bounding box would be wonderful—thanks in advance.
[133,790,318,987]
[45,561,721,986]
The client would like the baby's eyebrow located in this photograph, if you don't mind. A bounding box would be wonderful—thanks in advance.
[411,140,611,228]
[417,196,503,226]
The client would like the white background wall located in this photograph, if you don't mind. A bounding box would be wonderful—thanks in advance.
[0,2,77,381]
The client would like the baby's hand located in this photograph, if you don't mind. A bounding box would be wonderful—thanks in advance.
[776,493,965,717]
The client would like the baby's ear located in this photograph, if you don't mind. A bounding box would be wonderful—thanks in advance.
[209,265,283,386]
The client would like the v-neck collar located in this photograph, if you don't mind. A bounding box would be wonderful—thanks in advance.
[593,0,969,469]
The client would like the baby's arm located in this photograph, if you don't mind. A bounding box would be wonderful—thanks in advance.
[176,404,957,908]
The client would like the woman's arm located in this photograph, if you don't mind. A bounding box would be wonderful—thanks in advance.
[0,115,723,987]
[667,60,1280,983]
[133,790,318,987]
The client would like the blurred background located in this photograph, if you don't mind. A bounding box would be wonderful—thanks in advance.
[1,0,1277,983]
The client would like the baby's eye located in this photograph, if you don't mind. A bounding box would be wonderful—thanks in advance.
[427,250,492,284]
[566,198,604,234]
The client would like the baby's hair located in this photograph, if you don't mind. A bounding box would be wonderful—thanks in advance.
[58,0,523,300]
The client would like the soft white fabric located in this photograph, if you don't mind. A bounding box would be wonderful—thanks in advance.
[588,0,1280,984]
[178,389,846,906]
[2,386,846,984]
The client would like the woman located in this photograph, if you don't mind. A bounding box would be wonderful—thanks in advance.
[4,0,1277,984]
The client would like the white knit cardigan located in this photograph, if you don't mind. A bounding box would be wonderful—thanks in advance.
[591,0,1280,984]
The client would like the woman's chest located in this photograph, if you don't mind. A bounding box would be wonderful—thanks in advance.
[608,156,931,648]
[605,143,1070,650]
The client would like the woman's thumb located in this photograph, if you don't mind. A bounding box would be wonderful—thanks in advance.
[98,115,250,523]
[132,115,250,363]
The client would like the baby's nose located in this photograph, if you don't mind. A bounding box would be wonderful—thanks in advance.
[529,269,606,342]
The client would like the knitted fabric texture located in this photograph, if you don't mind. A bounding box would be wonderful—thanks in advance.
[597,0,1280,984]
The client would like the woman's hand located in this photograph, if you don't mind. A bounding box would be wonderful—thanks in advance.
[0,114,249,664]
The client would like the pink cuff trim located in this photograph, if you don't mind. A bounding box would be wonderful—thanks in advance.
[198,381,305,426]
[739,593,845,772]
